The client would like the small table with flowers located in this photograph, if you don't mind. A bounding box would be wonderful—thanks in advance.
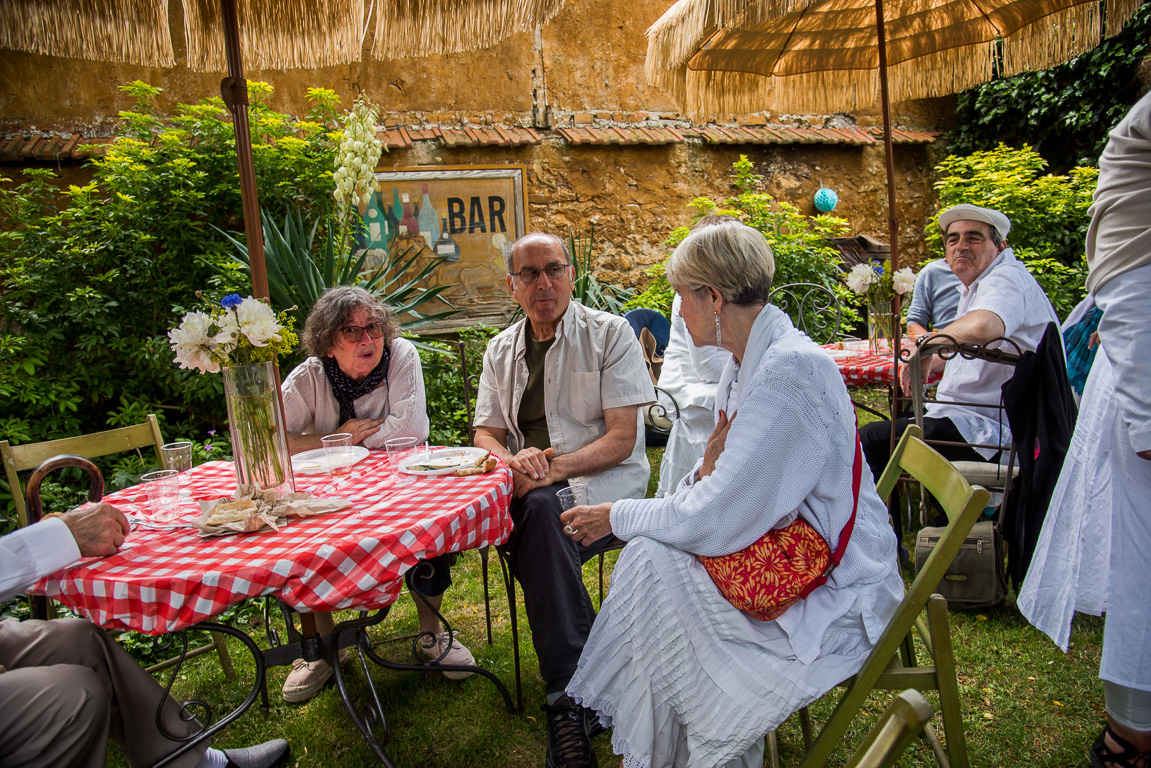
[35,451,515,767]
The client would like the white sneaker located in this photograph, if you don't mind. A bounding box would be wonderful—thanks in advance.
[281,648,349,703]
[416,631,475,680]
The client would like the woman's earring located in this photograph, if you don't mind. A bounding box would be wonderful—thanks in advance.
[715,313,723,346]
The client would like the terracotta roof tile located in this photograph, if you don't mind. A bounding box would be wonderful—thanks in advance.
[867,127,939,144]
[1,119,933,165]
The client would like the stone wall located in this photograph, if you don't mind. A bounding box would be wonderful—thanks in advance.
[0,0,954,296]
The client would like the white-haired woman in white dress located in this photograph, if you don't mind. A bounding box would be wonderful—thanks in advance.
[561,221,903,768]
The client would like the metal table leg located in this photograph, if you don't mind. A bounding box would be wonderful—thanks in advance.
[151,622,266,768]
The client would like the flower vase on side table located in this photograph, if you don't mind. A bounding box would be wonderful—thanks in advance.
[222,361,295,494]
[867,300,893,354]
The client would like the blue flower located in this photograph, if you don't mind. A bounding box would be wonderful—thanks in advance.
[221,293,243,309]
[874,263,885,275]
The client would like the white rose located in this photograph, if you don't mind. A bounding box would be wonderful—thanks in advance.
[168,311,221,374]
[846,263,877,294]
[893,267,916,295]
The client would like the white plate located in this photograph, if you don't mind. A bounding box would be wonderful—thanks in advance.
[401,446,490,476]
[291,445,370,475]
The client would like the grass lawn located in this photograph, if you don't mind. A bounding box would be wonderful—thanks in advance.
[106,401,1106,767]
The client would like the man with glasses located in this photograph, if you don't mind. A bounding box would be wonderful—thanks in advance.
[473,232,653,768]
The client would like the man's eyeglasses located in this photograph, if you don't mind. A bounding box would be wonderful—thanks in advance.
[510,262,571,285]
[338,322,386,343]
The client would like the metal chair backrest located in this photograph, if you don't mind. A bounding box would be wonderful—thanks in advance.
[22,455,106,620]
[769,282,843,345]
[1,414,165,527]
[902,334,1021,513]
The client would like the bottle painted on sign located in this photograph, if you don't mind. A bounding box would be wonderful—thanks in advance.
[435,217,460,262]
[363,191,393,249]
[400,193,419,236]
[385,187,401,238]
[418,183,440,246]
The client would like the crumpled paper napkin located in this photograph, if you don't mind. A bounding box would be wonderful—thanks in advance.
[193,484,350,537]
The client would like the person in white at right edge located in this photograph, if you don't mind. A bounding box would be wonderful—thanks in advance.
[1019,88,1151,768]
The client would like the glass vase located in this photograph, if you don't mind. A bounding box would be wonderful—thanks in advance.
[222,361,295,494]
[867,299,893,354]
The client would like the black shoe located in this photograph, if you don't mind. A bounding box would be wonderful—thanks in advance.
[1089,725,1150,768]
[583,705,605,739]
[544,695,597,768]
[224,738,290,768]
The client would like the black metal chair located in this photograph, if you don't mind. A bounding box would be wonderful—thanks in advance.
[769,282,843,345]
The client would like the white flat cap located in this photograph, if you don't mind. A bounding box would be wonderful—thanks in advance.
[938,204,1011,241]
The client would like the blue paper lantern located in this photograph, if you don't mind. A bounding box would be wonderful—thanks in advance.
[814,186,838,212]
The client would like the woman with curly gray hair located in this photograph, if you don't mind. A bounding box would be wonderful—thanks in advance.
[278,286,474,704]
[284,286,425,451]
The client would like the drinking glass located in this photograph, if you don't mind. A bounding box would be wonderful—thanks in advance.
[321,433,354,478]
[385,436,419,487]
[161,441,193,499]
[141,469,181,521]
[556,483,589,511]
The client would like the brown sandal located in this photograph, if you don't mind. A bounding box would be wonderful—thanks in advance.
[1090,726,1151,768]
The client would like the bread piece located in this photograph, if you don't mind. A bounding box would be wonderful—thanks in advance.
[455,456,498,476]
[207,499,257,525]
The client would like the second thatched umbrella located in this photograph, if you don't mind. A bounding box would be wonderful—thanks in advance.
[647,0,1140,276]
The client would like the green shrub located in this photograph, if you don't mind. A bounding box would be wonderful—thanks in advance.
[948,3,1151,173]
[417,327,500,446]
[0,81,343,517]
[626,156,857,327]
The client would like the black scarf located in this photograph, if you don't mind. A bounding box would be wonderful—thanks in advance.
[322,346,391,424]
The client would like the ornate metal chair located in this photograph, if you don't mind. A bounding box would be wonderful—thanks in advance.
[769,282,843,344]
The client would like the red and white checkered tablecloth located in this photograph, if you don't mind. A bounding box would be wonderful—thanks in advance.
[834,351,901,387]
[36,453,513,635]
[822,345,943,388]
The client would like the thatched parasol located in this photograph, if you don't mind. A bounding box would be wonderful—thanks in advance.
[0,0,566,298]
[646,0,1140,278]
[646,0,1139,433]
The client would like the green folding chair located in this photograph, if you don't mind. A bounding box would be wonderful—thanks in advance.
[769,424,989,768]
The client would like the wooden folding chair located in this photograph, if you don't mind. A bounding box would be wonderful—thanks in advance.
[2,415,165,528]
[845,690,935,768]
[3,419,235,678]
[769,425,989,768]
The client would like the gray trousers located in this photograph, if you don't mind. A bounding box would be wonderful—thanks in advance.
[0,617,207,768]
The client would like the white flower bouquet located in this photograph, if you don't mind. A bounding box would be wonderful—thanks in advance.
[844,260,916,306]
[168,295,297,492]
[844,260,915,352]
[168,294,296,374]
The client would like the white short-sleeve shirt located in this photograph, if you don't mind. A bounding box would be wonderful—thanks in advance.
[926,249,1060,458]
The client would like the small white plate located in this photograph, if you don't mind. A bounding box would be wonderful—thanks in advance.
[401,446,490,476]
[292,445,370,475]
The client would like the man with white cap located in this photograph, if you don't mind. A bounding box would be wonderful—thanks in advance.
[858,203,1059,550]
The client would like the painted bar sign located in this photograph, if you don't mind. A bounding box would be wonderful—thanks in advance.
[367,165,527,328]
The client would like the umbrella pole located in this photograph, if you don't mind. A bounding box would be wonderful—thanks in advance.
[219,0,269,301]
[875,0,907,538]
[875,0,902,421]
